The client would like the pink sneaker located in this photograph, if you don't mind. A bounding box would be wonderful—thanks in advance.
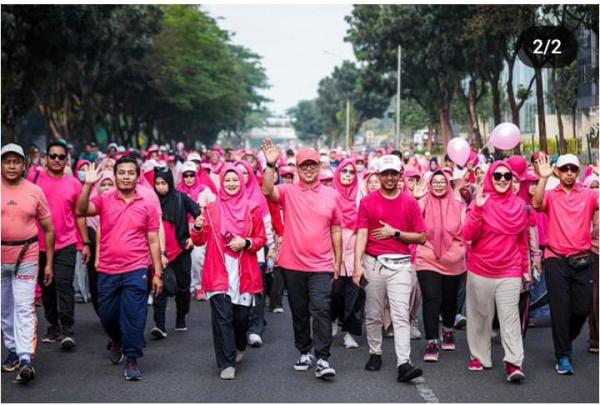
[423,341,440,362]
[441,330,456,351]
[505,362,525,382]
[195,289,207,302]
[468,358,484,371]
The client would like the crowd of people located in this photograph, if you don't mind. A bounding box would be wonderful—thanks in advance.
[1,137,598,385]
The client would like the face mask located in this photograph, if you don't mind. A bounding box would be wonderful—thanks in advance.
[78,171,86,182]
[356,164,365,172]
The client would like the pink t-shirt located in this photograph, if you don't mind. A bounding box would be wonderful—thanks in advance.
[91,189,160,275]
[541,184,599,258]
[357,191,426,257]
[35,171,82,252]
[276,182,342,272]
[2,179,51,264]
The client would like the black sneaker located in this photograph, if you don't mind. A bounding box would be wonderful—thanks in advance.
[397,362,423,383]
[174,319,187,332]
[60,335,76,351]
[314,358,336,379]
[42,325,61,343]
[14,360,35,384]
[151,326,168,339]
[365,354,382,371]
[294,353,314,371]
[2,351,20,372]
[124,359,143,381]
[109,341,124,365]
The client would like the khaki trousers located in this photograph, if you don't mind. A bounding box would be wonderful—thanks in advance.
[363,255,412,366]
[466,272,524,367]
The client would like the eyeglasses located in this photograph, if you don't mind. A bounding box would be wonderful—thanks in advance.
[48,153,67,161]
[299,162,319,170]
[431,181,447,186]
[341,169,355,175]
[492,172,513,181]
[183,173,196,178]
[558,165,579,173]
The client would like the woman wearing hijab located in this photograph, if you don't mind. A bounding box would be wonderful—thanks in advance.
[234,160,274,348]
[73,160,93,304]
[584,174,599,353]
[463,161,530,382]
[151,168,200,337]
[191,164,266,380]
[331,159,363,349]
[412,171,466,362]
[359,171,381,199]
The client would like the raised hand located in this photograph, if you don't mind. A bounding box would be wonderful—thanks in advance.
[536,153,554,179]
[261,138,280,165]
[194,214,204,230]
[412,177,429,199]
[84,162,102,184]
[474,184,490,208]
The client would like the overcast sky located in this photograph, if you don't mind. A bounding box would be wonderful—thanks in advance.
[203,5,356,116]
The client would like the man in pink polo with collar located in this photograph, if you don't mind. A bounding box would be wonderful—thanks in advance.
[533,153,599,375]
[261,139,342,380]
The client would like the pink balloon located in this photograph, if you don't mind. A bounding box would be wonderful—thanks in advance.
[446,138,471,167]
[490,123,521,150]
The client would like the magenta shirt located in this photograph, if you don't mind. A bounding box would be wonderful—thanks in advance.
[35,171,82,252]
[463,205,528,278]
[91,189,160,275]
[357,191,426,257]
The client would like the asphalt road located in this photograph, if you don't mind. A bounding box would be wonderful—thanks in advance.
[2,298,598,403]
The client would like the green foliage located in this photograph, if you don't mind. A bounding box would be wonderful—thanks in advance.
[287,99,324,141]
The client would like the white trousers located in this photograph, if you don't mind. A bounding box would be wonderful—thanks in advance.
[363,255,413,366]
[190,245,206,292]
[1,262,38,359]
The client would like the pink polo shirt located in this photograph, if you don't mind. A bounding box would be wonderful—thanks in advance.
[35,171,82,252]
[91,189,160,275]
[357,191,427,257]
[540,183,599,258]
[276,182,342,272]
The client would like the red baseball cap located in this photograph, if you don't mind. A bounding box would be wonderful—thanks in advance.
[296,148,320,165]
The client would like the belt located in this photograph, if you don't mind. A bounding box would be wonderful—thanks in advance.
[1,237,38,246]
[377,256,410,265]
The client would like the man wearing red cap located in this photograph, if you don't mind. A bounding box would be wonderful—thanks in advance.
[261,139,342,380]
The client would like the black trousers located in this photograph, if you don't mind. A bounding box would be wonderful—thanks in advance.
[417,270,462,340]
[86,227,99,315]
[268,266,284,310]
[248,262,268,337]
[544,256,594,360]
[153,250,192,329]
[331,276,363,336]
[455,273,467,316]
[281,268,332,360]
[209,293,249,369]
[38,244,77,335]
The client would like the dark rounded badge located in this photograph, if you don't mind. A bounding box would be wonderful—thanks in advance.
[517,26,578,69]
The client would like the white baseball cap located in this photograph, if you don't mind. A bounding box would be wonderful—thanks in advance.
[555,154,580,168]
[1,143,25,159]
[377,155,402,173]
[181,161,198,174]
[187,152,201,162]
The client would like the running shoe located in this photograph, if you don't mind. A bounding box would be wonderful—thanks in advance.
[1,351,20,373]
[424,340,440,362]
[505,362,525,382]
[397,362,422,382]
[124,359,143,381]
[555,356,574,375]
[441,330,456,351]
[315,358,336,379]
[14,360,35,384]
[468,358,484,371]
[294,353,314,371]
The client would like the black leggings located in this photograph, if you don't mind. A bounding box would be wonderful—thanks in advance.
[153,250,192,329]
[417,270,462,340]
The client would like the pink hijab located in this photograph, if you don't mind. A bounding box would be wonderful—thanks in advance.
[422,171,464,259]
[176,171,207,202]
[218,165,251,257]
[234,160,269,219]
[94,171,115,197]
[480,161,528,235]
[333,159,359,230]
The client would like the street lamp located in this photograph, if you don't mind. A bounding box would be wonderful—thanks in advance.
[395,45,401,150]
[323,50,351,151]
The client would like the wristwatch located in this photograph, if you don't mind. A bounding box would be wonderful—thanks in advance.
[394,231,401,239]
[266,162,276,169]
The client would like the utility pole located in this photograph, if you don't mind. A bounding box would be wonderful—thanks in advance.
[395,45,401,149]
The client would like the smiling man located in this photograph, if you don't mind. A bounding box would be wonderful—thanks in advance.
[533,153,599,375]
[261,139,342,380]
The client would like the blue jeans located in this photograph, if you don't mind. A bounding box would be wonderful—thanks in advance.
[98,268,148,360]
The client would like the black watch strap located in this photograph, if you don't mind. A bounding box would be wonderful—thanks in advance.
[266,162,276,169]
[394,231,401,239]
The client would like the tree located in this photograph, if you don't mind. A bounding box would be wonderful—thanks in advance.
[287,99,324,142]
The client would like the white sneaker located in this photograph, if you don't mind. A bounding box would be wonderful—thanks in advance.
[272,307,284,313]
[220,366,235,380]
[294,353,314,371]
[247,333,263,348]
[235,350,245,363]
[332,322,339,337]
[315,358,336,379]
[410,321,422,340]
[147,295,154,306]
[343,333,359,349]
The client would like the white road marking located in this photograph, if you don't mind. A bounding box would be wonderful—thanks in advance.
[412,376,440,403]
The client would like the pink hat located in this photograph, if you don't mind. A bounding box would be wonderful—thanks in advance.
[319,168,334,181]
[296,148,320,165]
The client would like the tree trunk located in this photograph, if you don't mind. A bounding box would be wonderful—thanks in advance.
[572,107,577,140]
[439,104,453,148]
[467,78,483,149]
[534,68,547,152]
[490,75,502,126]
[551,69,567,154]
[2,124,16,143]
[426,123,433,152]
[506,57,519,129]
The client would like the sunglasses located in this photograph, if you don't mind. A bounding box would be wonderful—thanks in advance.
[558,165,579,173]
[492,172,513,181]
[299,162,319,170]
[183,173,196,179]
[48,153,67,161]
[340,169,355,175]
